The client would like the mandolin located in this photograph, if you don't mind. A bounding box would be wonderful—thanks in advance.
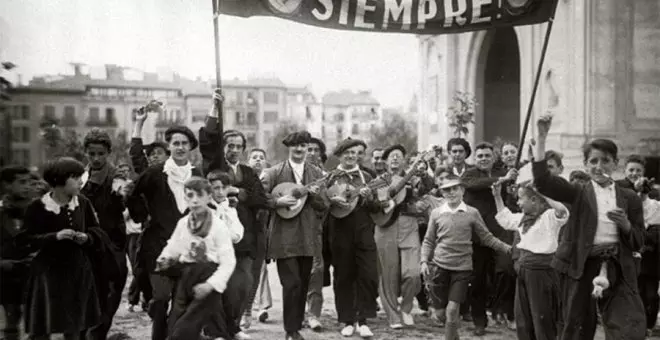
[326,176,389,219]
[370,151,433,226]
[271,174,331,219]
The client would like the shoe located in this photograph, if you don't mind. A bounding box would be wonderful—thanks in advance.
[234,331,251,340]
[358,324,374,338]
[258,310,269,323]
[240,314,252,330]
[308,317,322,331]
[402,312,414,326]
[390,323,403,330]
[285,331,304,340]
[507,320,516,330]
[474,326,486,336]
[340,324,355,337]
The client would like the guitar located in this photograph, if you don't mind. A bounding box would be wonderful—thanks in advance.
[326,176,389,219]
[370,151,433,226]
[271,174,331,219]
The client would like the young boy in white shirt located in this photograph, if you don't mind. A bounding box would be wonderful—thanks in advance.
[493,180,569,340]
[156,177,236,340]
[207,170,244,244]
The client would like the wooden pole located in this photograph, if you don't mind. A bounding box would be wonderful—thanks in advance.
[515,14,556,167]
[212,0,224,165]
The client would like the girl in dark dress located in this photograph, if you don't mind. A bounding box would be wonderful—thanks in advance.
[20,158,103,340]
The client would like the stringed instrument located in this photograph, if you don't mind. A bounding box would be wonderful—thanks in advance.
[271,174,331,219]
[370,151,433,226]
[326,176,389,218]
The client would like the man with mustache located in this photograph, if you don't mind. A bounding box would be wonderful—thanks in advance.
[261,131,328,340]
[461,142,515,336]
[198,90,268,340]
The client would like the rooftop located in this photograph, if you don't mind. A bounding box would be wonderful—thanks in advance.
[322,90,379,106]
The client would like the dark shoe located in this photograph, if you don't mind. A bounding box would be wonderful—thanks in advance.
[285,332,305,340]
[474,326,486,336]
[258,310,269,323]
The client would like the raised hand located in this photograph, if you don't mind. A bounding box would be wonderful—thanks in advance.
[536,115,553,138]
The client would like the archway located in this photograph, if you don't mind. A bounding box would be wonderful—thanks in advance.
[474,28,521,144]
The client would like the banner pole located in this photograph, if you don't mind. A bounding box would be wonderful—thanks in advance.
[515,15,556,167]
[212,0,224,166]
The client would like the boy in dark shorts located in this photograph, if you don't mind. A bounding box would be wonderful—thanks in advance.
[421,176,511,340]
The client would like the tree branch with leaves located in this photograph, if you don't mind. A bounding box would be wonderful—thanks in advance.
[447,92,477,138]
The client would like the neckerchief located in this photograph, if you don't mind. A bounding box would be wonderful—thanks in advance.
[188,208,213,238]
[163,157,193,213]
[518,188,551,234]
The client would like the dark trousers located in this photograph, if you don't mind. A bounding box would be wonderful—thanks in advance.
[514,266,559,340]
[492,271,516,321]
[638,274,660,330]
[168,263,227,340]
[89,248,128,340]
[560,257,646,340]
[277,256,313,333]
[245,231,267,316]
[331,223,378,325]
[223,256,254,334]
[470,245,494,328]
[127,233,152,306]
[2,303,22,340]
[148,274,176,340]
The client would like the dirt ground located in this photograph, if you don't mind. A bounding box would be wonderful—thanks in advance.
[107,264,621,340]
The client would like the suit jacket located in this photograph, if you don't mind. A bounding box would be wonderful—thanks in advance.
[461,166,508,240]
[533,160,644,281]
[261,161,328,259]
[81,164,127,250]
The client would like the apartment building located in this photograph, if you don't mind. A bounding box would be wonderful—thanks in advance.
[321,90,382,149]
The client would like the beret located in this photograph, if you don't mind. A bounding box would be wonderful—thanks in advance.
[333,137,367,156]
[382,144,406,160]
[282,131,312,147]
[165,125,199,150]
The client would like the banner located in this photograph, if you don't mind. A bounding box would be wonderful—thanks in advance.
[219,0,558,34]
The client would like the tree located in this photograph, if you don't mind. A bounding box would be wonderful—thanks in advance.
[40,126,85,163]
[447,91,477,138]
[268,119,305,164]
[109,130,130,166]
[369,112,417,154]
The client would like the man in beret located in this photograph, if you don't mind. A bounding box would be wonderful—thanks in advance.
[127,124,203,340]
[261,130,329,340]
[323,138,379,337]
[199,90,268,340]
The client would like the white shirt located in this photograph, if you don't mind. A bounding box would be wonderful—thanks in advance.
[592,181,619,245]
[212,199,244,244]
[643,198,660,228]
[158,214,237,293]
[124,209,142,234]
[436,201,468,214]
[289,160,305,184]
[496,207,569,254]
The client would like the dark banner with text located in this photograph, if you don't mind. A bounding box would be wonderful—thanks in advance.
[218,0,558,34]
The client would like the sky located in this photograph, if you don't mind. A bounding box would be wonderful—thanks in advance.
[1,0,420,108]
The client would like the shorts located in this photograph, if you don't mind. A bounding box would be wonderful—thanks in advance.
[426,265,472,308]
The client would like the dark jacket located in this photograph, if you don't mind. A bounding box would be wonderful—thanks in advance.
[461,166,508,240]
[80,165,127,250]
[129,137,150,175]
[532,160,644,280]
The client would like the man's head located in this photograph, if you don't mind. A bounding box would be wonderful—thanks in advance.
[624,154,645,183]
[439,176,464,205]
[206,170,232,203]
[83,128,112,170]
[145,141,169,166]
[184,177,212,213]
[223,130,247,165]
[282,131,312,163]
[474,142,495,171]
[383,144,407,172]
[247,148,267,173]
[0,165,32,199]
[582,139,618,185]
[545,150,564,176]
[165,126,198,164]
[334,138,367,169]
[569,170,591,185]
[116,161,132,179]
[306,137,326,166]
[500,142,518,168]
[371,148,386,173]
[447,138,472,165]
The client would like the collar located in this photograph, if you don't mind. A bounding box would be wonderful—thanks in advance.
[163,157,193,173]
[437,201,468,214]
[288,159,305,170]
[337,164,360,173]
[42,192,80,215]
[592,180,615,191]
[227,161,240,170]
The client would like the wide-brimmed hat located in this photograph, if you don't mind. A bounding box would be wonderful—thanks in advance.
[439,177,462,190]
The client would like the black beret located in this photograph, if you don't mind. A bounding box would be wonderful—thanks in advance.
[282,131,312,147]
[383,144,406,160]
[165,126,199,150]
[309,137,327,155]
[144,141,170,156]
[446,138,472,158]
[333,137,367,156]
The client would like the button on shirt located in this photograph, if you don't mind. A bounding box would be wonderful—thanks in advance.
[592,181,619,245]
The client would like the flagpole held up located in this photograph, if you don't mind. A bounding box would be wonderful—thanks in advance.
[212,0,225,166]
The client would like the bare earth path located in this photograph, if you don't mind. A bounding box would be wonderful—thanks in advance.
[108,264,634,340]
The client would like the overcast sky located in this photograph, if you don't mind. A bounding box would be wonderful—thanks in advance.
[1,0,420,108]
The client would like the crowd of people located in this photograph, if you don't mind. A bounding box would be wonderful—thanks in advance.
[2,90,660,340]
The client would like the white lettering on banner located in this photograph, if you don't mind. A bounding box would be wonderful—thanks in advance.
[417,0,438,29]
[312,0,333,21]
[339,0,350,25]
[443,0,468,27]
[355,0,376,29]
[472,0,492,24]
[383,0,413,30]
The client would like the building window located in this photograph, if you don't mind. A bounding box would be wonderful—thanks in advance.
[247,112,257,125]
[89,107,100,123]
[62,106,77,127]
[247,92,257,105]
[352,123,359,134]
[192,109,207,123]
[264,91,279,104]
[11,105,30,120]
[246,133,257,147]
[264,111,278,123]
[11,149,30,166]
[235,111,243,125]
[335,112,344,122]
[236,91,244,105]
[305,106,312,120]
[106,108,117,126]
[263,131,272,145]
[43,105,56,119]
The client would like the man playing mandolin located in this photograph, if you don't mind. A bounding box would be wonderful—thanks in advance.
[260,131,328,340]
[324,138,380,338]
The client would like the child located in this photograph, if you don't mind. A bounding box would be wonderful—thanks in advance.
[421,177,511,340]
[206,170,244,244]
[616,155,646,191]
[156,177,236,340]
[492,180,568,340]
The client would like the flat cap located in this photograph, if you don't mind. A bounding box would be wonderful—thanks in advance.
[333,137,367,156]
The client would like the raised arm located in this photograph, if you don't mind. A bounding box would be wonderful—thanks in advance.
[198,90,225,175]
[461,168,500,191]
[130,108,150,174]
[532,117,578,203]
